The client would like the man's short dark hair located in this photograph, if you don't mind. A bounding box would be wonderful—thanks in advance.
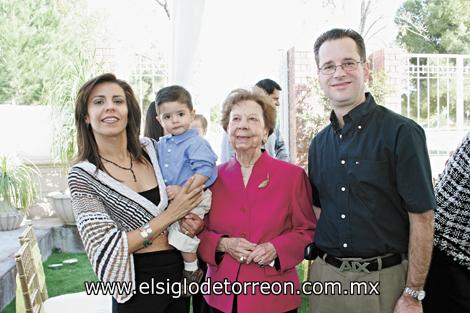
[155,85,193,113]
[313,28,367,67]
[255,79,282,95]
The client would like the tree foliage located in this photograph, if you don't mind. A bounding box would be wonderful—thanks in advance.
[0,0,99,105]
[395,0,470,54]
[295,70,390,169]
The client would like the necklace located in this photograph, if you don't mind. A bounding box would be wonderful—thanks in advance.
[100,154,137,182]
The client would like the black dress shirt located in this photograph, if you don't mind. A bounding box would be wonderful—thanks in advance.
[308,93,436,258]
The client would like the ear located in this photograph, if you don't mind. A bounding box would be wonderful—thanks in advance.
[156,115,161,124]
[191,110,196,120]
[84,116,90,124]
[363,62,371,82]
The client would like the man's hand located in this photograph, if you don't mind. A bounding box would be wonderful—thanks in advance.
[393,294,423,313]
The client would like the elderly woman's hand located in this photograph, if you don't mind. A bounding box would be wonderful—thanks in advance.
[246,242,277,266]
[218,237,257,263]
[179,213,204,238]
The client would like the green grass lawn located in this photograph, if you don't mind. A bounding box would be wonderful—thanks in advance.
[298,260,311,313]
[0,252,97,313]
[2,254,311,313]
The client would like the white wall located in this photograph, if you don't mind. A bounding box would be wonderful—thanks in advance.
[0,105,55,163]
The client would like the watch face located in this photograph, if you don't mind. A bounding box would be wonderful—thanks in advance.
[417,291,426,301]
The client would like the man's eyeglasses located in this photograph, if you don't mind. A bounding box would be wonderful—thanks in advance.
[318,61,363,75]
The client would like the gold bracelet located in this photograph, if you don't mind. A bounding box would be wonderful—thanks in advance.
[139,223,153,248]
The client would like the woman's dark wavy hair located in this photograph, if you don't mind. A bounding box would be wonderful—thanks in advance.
[74,73,144,171]
[144,101,164,141]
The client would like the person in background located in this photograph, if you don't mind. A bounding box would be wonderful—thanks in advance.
[423,133,470,313]
[307,28,435,313]
[192,113,208,137]
[144,100,165,140]
[220,79,289,163]
[68,73,204,313]
[199,88,316,313]
[190,111,212,313]
[155,85,218,290]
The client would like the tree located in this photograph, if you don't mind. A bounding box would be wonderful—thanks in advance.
[358,0,388,43]
[154,0,170,19]
[295,71,390,169]
[395,0,470,54]
[0,0,99,105]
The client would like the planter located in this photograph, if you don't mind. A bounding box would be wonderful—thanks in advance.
[48,191,75,225]
[0,210,25,231]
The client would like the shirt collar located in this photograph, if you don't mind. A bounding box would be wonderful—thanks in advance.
[227,149,270,168]
[329,92,376,131]
[160,128,199,144]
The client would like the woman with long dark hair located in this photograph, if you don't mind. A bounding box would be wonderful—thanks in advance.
[68,73,204,313]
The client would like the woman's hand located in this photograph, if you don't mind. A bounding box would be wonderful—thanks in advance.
[166,185,182,200]
[246,242,277,266]
[166,176,204,220]
[219,237,257,263]
[179,213,204,237]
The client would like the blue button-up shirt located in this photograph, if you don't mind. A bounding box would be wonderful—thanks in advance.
[157,128,217,187]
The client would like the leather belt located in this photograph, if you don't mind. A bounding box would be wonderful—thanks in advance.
[318,249,403,272]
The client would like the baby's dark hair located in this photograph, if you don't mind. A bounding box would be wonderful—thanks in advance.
[155,85,193,113]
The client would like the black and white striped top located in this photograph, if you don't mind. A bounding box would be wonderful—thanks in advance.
[68,137,169,303]
[434,133,470,270]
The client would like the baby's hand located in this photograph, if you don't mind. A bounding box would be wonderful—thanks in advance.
[166,185,182,200]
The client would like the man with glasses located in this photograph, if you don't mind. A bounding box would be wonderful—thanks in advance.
[307,28,435,313]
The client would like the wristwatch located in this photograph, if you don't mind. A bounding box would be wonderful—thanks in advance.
[404,287,426,301]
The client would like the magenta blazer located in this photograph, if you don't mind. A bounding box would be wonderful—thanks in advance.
[198,152,317,313]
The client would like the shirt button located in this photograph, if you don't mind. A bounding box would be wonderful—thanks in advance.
[339,134,343,139]
[164,164,169,168]
[341,214,346,219]
[341,187,346,192]
[167,149,172,153]
[355,161,360,165]
[164,179,167,183]
[357,125,362,129]
[343,243,348,248]
[341,160,346,165]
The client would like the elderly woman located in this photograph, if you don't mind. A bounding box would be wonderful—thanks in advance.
[198,88,317,313]
[68,73,204,313]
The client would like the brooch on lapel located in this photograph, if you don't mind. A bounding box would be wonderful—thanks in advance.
[258,173,270,189]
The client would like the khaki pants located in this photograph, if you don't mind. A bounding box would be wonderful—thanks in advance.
[308,256,407,313]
